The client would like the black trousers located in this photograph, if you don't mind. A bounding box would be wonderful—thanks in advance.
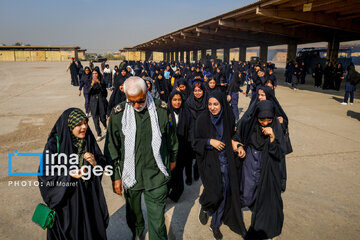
[90,98,107,136]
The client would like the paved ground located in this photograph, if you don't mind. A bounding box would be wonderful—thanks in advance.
[0,61,359,240]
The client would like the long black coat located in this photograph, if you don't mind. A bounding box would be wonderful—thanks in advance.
[70,62,79,86]
[88,80,108,119]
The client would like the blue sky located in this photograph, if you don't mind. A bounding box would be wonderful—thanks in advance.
[0,0,257,53]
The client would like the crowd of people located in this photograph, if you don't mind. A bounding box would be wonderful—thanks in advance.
[38,56,357,240]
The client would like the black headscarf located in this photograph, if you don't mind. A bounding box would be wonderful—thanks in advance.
[205,79,221,95]
[228,71,241,93]
[185,82,208,119]
[38,108,109,240]
[250,100,275,151]
[244,86,288,128]
[168,91,192,138]
[174,78,191,101]
[208,91,233,143]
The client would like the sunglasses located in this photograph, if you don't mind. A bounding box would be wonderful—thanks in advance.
[126,99,146,105]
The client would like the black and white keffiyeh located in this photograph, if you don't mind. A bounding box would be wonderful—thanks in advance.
[121,92,169,189]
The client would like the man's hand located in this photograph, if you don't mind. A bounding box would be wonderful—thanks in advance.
[210,139,225,151]
[84,152,97,166]
[170,162,176,171]
[112,179,123,196]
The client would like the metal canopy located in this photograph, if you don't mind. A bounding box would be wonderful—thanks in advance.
[124,0,360,52]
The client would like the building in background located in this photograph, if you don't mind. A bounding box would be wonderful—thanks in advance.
[0,46,85,62]
[119,47,163,61]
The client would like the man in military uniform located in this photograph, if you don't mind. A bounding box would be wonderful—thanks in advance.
[104,76,178,240]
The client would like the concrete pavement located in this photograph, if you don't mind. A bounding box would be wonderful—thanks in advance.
[0,61,359,240]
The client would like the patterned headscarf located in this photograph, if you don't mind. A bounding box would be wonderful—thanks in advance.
[68,108,87,166]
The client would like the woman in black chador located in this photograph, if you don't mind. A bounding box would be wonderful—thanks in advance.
[38,108,109,240]
[167,91,193,202]
[323,62,334,89]
[194,91,246,240]
[313,63,323,87]
[233,100,285,240]
[68,58,79,86]
[185,82,208,185]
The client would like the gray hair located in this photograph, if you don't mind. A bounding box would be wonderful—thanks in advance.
[123,76,147,96]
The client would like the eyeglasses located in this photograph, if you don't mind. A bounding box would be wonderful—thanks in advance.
[126,99,146,105]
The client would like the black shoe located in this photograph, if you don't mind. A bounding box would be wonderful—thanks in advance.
[198,206,208,225]
[209,226,223,240]
[185,178,192,186]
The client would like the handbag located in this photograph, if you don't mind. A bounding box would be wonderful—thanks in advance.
[32,203,55,229]
[32,136,58,229]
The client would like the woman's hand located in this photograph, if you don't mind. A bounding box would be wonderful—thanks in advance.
[70,169,83,179]
[237,146,246,158]
[232,140,240,152]
[262,127,275,143]
[84,152,97,166]
[210,139,225,151]
[78,90,81,96]
[227,95,231,102]
[277,116,283,124]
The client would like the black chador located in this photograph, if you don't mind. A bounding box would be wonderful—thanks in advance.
[193,91,247,237]
[233,100,285,239]
[70,61,79,86]
[38,108,109,240]
[167,91,193,202]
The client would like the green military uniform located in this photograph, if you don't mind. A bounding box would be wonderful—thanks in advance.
[104,99,178,240]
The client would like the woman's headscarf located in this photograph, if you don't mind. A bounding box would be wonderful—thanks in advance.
[68,108,87,157]
[205,78,221,95]
[185,82,208,118]
[176,78,191,101]
[168,91,192,138]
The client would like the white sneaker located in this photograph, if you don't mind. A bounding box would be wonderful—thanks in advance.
[340,102,347,105]
[350,103,353,105]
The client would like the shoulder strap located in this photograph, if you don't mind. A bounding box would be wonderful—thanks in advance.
[56,136,59,154]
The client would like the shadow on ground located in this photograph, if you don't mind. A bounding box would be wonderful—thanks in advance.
[347,110,360,121]
[167,180,202,240]
[332,96,344,103]
[106,178,202,240]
